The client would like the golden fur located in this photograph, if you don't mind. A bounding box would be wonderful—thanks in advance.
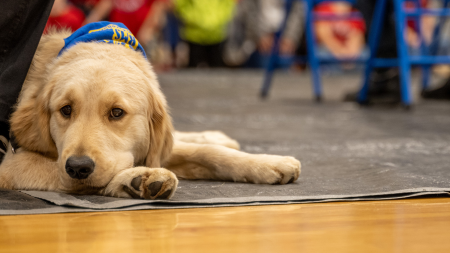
[0,30,300,199]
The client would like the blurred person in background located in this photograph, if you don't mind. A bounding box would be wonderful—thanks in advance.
[404,0,438,54]
[173,0,236,68]
[84,0,170,68]
[84,0,168,47]
[69,0,100,16]
[417,0,450,100]
[223,0,303,68]
[344,0,450,102]
[314,1,365,60]
[44,0,85,33]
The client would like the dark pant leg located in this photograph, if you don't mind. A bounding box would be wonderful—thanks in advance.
[206,42,224,68]
[0,0,55,139]
[355,0,397,58]
[187,41,207,68]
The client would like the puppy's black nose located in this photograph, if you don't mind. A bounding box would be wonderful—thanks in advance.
[65,156,95,179]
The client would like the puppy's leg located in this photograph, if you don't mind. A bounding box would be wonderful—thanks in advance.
[0,149,63,191]
[166,141,301,184]
[174,131,240,150]
[102,167,178,199]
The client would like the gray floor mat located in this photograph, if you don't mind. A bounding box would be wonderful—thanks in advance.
[1,70,449,215]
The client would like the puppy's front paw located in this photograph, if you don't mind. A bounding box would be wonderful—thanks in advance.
[272,156,301,184]
[248,155,301,185]
[123,170,178,200]
[104,167,178,199]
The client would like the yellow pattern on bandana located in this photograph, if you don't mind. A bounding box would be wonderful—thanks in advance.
[59,22,147,58]
[89,24,139,50]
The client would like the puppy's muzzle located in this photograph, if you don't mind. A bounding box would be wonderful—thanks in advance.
[65,156,95,179]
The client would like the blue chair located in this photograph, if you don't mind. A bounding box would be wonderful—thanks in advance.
[261,0,450,108]
[261,0,363,101]
[358,0,450,108]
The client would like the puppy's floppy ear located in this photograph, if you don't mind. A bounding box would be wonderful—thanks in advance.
[145,88,174,168]
[10,82,57,158]
[125,48,173,167]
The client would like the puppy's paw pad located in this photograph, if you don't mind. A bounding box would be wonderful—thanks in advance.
[131,176,142,191]
[121,175,143,199]
[157,190,172,199]
[143,177,177,200]
[148,181,163,197]
[287,177,295,184]
[122,185,141,199]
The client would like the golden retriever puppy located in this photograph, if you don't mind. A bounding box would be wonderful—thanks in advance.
[0,28,300,200]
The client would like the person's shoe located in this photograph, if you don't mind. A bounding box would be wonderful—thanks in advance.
[421,78,450,100]
[344,68,401,104]
[0,135,7,164]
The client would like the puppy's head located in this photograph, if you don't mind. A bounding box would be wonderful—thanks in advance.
[10,41,173,190]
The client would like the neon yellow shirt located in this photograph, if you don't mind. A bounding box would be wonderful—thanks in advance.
[174,0,235,45]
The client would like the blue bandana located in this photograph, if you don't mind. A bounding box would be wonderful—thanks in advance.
[58,22,147,58]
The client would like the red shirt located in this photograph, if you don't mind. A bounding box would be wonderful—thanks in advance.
[405,0,428,31]
[109,0,155,35]
[45,5,85,33]
[314,3,365,44]
[69,0,101,6]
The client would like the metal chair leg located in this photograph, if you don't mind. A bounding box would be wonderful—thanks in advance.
[305,0,322,102]
[393,0,413,107]
[358,0,388,104]
[260,0,294,99]
[261,48,280,99]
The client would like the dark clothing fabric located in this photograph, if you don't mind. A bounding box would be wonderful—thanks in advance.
[187,41,224,68]
[0,0,55,140]
[355,0,397,58]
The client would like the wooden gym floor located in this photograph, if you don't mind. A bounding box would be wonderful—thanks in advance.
[1,197,450,253]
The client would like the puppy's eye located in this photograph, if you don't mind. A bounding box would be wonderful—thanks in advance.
[60,105,72,117]
[110,108,124,119]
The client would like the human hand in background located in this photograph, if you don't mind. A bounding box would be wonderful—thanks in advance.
[83,0,113,25]
[279,38,295,55]
[258,35,295,56]
[258,34,274,54]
